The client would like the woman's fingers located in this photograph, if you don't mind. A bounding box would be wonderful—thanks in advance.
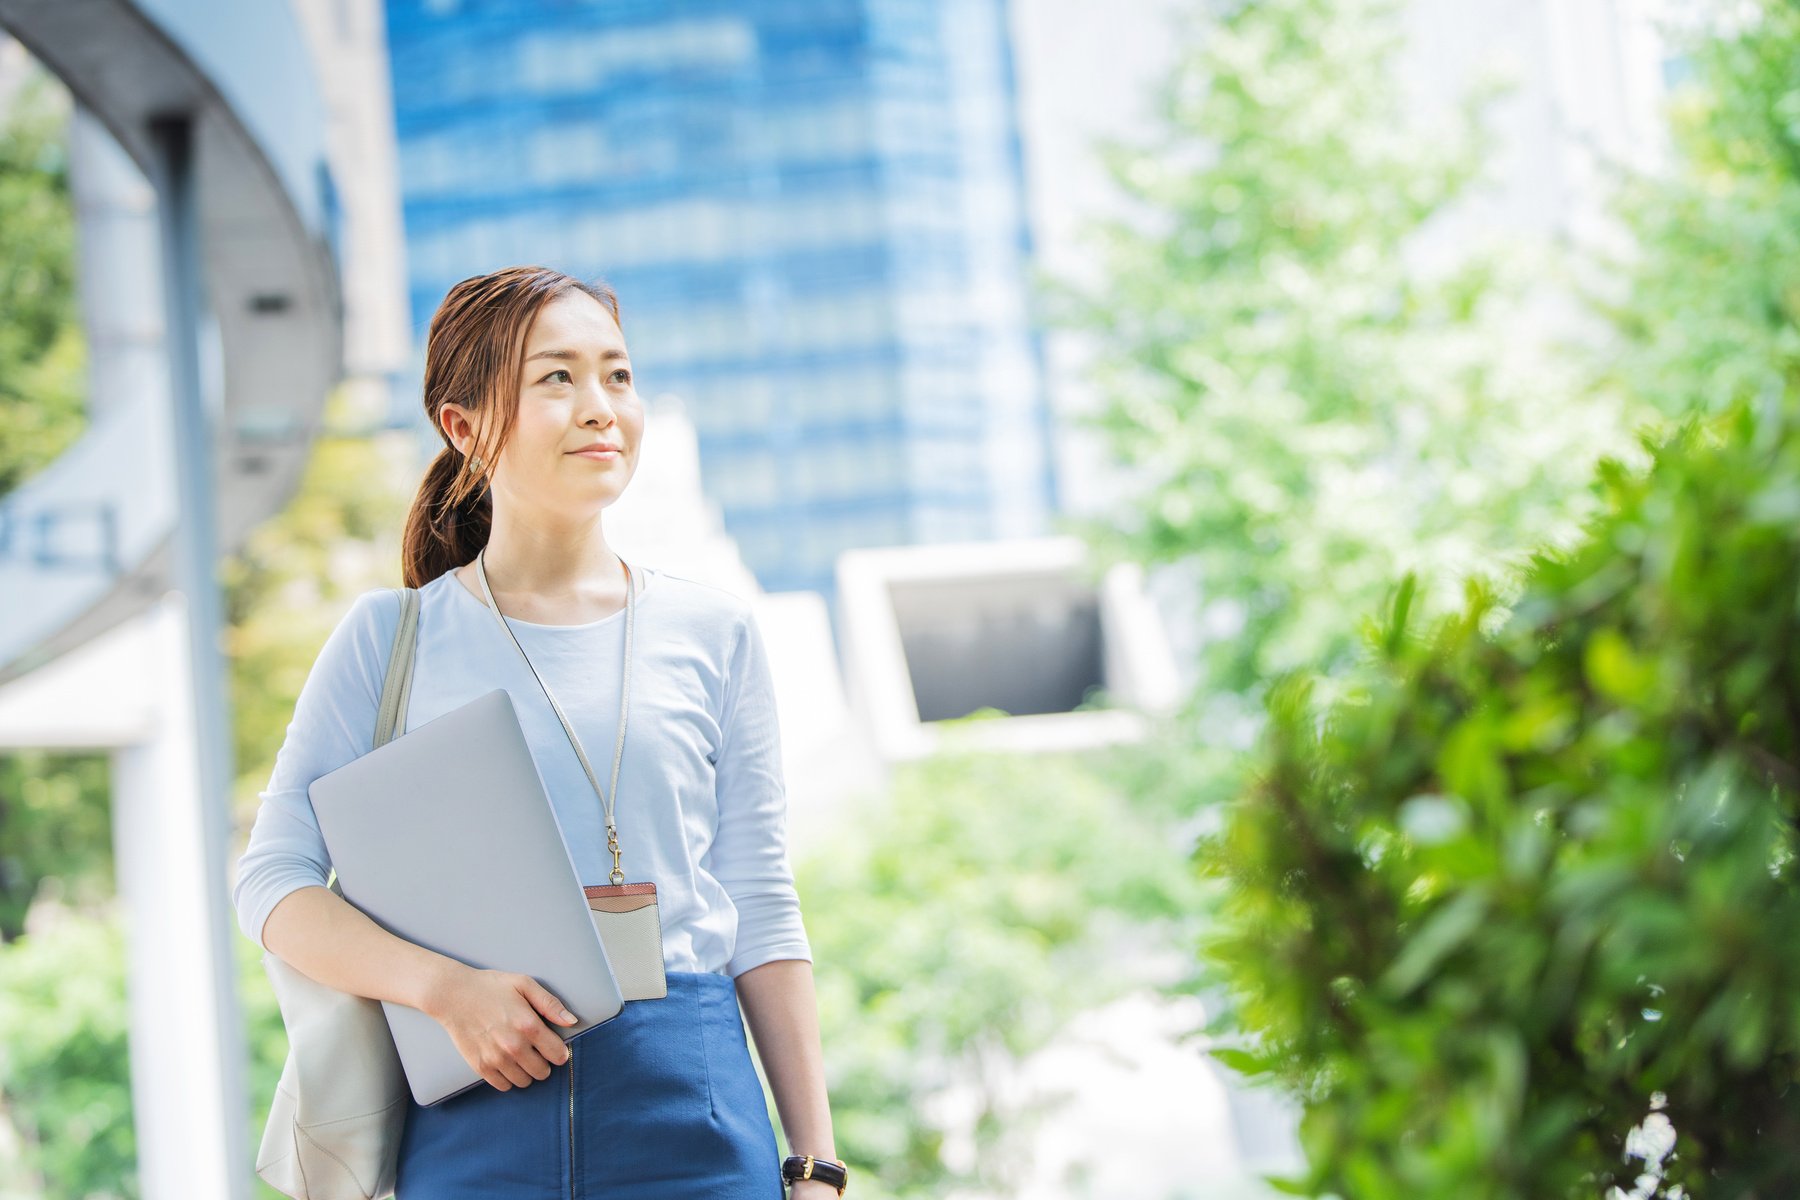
[489,1051,532,1088]
[523,1018,572,1071]
[517,1044,560,1081]
[439,969,576,1091]
[518,974,579,1027]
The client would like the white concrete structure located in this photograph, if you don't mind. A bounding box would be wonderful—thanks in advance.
[836,537,1182,764]
[288,0,413,430]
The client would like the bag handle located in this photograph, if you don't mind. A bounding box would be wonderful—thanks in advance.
[326,586,419,897]
[374,586,421,748]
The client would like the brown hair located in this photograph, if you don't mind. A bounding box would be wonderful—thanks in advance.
[400,265,624,588]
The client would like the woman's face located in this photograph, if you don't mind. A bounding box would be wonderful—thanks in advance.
[447,289,643,521]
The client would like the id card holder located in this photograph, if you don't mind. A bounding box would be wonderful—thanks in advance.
[583,882,668,1001]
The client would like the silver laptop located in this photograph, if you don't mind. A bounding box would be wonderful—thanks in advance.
[307,686,625,1106]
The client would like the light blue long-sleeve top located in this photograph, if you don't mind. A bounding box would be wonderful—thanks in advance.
[230,563,813,979]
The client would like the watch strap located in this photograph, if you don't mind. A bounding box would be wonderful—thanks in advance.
[781,1154,849,1193]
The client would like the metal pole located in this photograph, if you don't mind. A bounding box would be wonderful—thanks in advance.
[145,110,252,1200]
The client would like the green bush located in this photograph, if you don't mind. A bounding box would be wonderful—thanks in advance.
[0,906,294,1200]
[0,910,134,1198]
[1197,400,1800,1198]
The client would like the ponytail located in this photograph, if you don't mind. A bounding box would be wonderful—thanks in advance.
[400,444,492,588]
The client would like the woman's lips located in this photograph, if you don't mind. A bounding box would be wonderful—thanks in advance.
[569,448,621,460]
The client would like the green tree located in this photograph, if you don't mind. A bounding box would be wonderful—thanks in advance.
[0,60,86,495]
[0,56,105,948]
[1588,2,1800,426]
[1047,0,1645,704]
[0,753,112,942]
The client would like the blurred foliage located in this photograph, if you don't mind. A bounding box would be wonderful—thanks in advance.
[1043,0,1649,703]
[790,733,1209,1199]
[1191,3,1800,1197]
[221,386,413,807]
[0,904,294,1200]
[1588,1,1800,425]
[0,54,106,946]
[1199,404,1800,1198]
[0,754,111,944]
[0,910,132,1199]
[0,61,85,497]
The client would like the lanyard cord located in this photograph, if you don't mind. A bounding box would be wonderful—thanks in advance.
[474,544,636,885]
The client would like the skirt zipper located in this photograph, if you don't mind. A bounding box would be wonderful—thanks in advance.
[568,1045,576,1199]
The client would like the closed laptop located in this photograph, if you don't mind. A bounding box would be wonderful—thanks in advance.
[308,686,625,1106]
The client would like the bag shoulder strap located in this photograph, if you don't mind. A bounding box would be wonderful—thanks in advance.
[373,586,421,748]
[327,586,419,896]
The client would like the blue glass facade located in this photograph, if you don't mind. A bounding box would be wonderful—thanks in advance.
[384,0,1057,602]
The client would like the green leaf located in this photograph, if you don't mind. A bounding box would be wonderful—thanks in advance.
[1379,888,1493,998]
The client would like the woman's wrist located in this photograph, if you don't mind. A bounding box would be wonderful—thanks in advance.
[413,953,471,1018]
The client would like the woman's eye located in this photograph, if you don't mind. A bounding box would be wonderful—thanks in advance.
[539,367,627,384]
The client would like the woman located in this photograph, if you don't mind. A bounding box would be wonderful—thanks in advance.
[232,265,848,1198]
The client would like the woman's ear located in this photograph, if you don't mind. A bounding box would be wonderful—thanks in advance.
[439,403,478,456]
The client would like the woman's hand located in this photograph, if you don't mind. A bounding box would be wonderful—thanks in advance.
[787,1180,841,1199]
[421,962,579,1090]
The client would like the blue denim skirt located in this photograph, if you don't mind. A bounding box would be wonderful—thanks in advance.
[395,970,784,1199]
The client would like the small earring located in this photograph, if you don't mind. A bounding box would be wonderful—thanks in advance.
[468,453,485,472]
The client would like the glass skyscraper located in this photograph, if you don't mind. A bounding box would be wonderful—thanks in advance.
[384,0,1058,602]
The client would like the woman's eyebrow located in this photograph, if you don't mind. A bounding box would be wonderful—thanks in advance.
[524,347,629,364]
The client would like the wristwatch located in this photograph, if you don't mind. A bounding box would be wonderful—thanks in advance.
[781,1154,849,1195]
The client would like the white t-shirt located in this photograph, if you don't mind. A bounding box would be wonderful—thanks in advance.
[230,563,813,979]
